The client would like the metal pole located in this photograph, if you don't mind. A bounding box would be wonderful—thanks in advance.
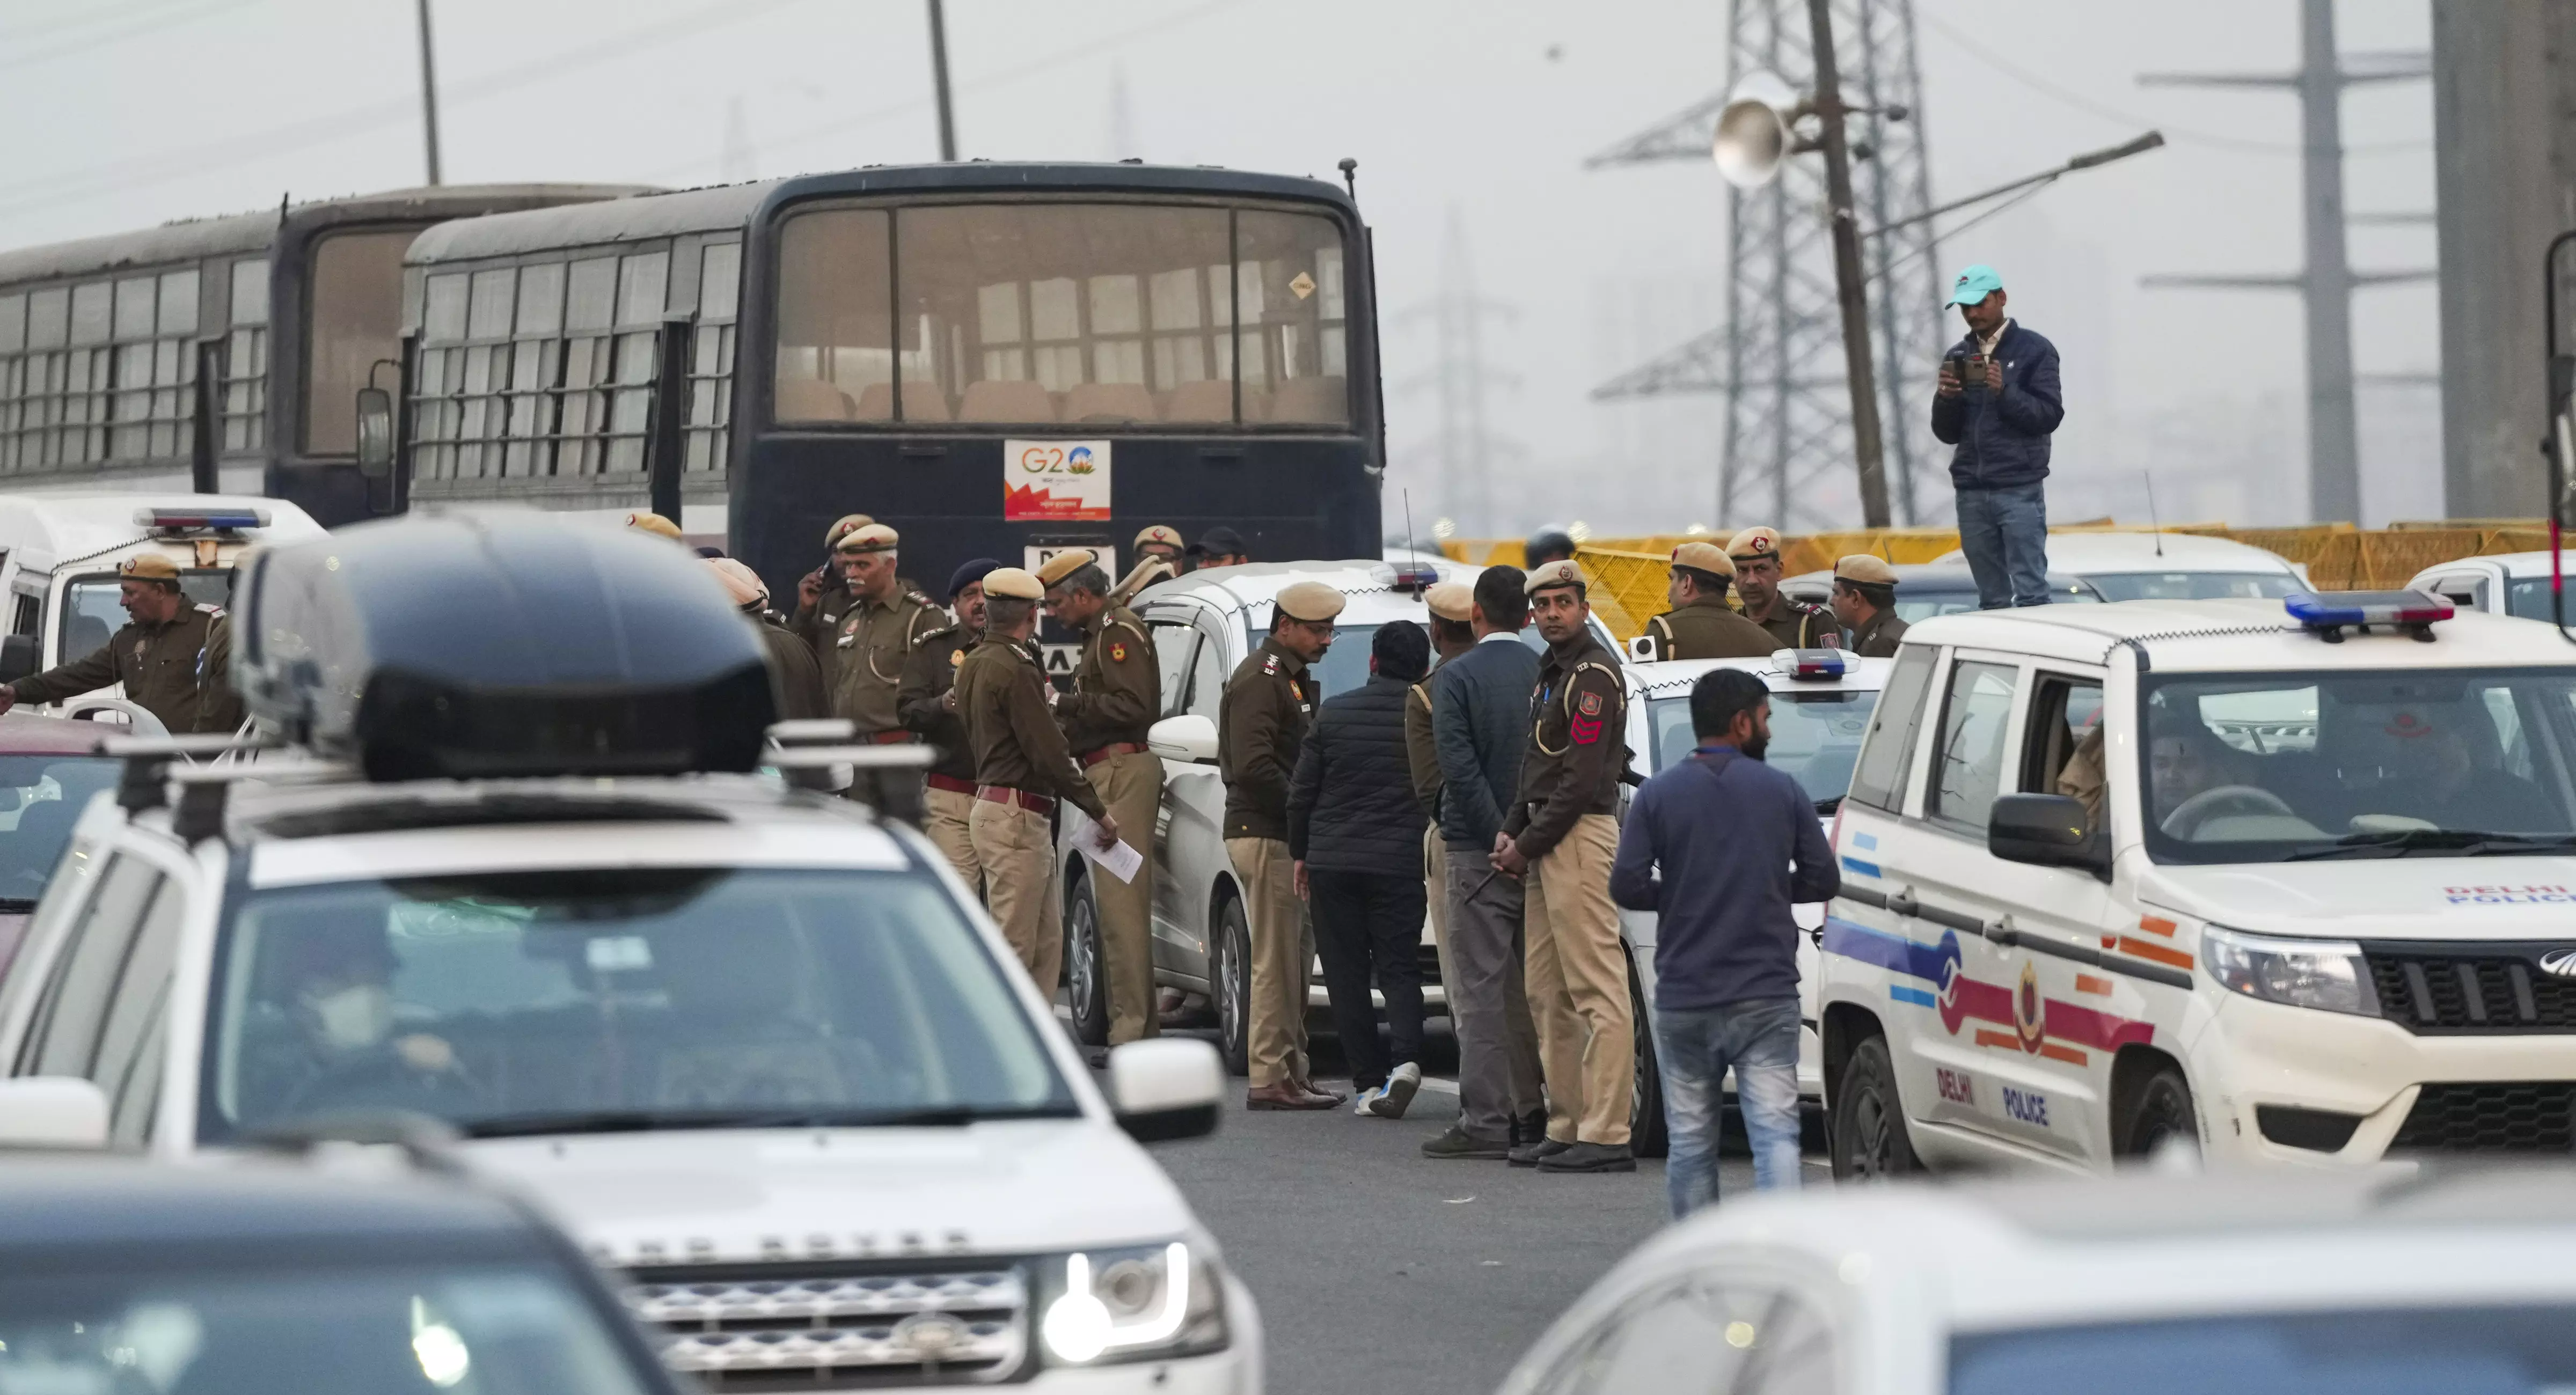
[1806,0,1892,527]
[2299,0,2360,523]
[926,0,957,161]
[414,0,443,186]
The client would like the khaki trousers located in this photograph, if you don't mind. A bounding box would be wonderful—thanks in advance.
[923,785,984,902]
[971,799,1062,1000]
[1227,835,1308,1089]
[1524,813,1633,1146]
[1423,827,1456,1003]
[1085,751,1162,1044]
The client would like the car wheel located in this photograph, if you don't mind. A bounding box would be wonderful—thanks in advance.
[2114,1063,2198,1158]
[1063,871,1109,1047]
[1627,952,1668,1159]
[1215,894,1250,1076]
[1829,1034,1919,1180]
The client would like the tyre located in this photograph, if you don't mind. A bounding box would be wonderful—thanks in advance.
[1214,894,1251,1076]
[1062,870,1109,1047]
[1829,1034,1919,1180]
[2113,1062,2198,1158]
[1627,952,1668,1159]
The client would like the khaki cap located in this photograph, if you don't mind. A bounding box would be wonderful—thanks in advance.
[1523,559,1586,597]
[1275,580,1347,623]
[833,523,899,554]
[707,557,768,608]
[1835,554,1900,586]
[824,513,875,547]
[1726,526,1782,561]
[625,511,682,540]
[982,567,1044,601]
[1670,541,1735,578]
[1423,581,1473,622]
[1134,525,1183,550]
[1035,548,1097,587]
[119,553,180,582]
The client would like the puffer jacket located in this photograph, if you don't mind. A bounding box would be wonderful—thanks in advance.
[1930,321,2063,491]
[1287,673,1428,877]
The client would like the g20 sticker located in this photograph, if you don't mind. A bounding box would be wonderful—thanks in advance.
[1005,439,1113,522]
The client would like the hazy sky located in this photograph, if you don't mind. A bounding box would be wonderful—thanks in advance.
[0,0,2439,534]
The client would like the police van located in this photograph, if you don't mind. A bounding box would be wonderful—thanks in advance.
[1822,590,2576,1174]
[0,515,1260,1393]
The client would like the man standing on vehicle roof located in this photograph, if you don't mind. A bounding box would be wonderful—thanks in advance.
[1831,555,1909,657]
[901,557,1001,899]
[0,554,241,734]
[1221,579,1346,1110]
[957,568,1117,993]
[1728,527,1836,651]
[793,513,875,674]
[1932,263,2063,611]
[1641,541,1775,662]
[1187,526,1249,571]
[709,557,828,721]
[826,524,945,743]
[1041,548,1163,1046]
[1495,560,1637,1174]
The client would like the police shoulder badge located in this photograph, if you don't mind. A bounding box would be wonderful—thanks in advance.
[1577,691,1602,717]
[950,650,963,668]
[1109,640,1128,663]
[1262,654,1281,676]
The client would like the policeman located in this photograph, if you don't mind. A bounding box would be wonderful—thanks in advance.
[1831,554,1910,657]
[1728,526,1836,649]
[0,554,241,733]
[825,524,945,741]
[1640,541,1775,660]
[1134,524,1186,572]
[1410,581,1476,996]
[1221,579,1345,1110]
[1495,559,1635,1174]
[707,557,828,721]
[625,510,684,541]
[1108,554,1177,608]
[956,568,1117,991]
[792,513,876,674]
[1041,547,1164,1046]
[1187,525,1249,571]
[901,558,1001,898]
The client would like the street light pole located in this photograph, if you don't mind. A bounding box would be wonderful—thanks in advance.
[925,0,957,161]
[414,0,444,186]
[1804,0,1889,527]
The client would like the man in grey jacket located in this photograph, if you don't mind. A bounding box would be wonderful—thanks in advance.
[1419,565,1549,1160]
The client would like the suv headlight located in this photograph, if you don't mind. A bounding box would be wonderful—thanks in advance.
[1037,1241,1228,1365]
[2201,925,2380,1017]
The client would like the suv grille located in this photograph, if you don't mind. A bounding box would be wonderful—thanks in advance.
[2363,944,2576,1034]
[626,1264,1028,1389]
[2390,1082,2576,1154]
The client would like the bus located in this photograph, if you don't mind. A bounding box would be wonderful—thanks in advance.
[0,185,637,529]
[388,161,1384,597]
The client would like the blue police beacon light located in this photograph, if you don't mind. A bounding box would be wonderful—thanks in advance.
[1774,648,1849,680]
[2284,589,2453,644]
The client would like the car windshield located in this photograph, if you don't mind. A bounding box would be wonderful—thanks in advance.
[1950,1305,2576,1394]
[1242,619,1565,703]
[61,570,233,665]
[2505,578,2565,622]
[2140,669,2576,863]
[0,755,116,906]
[0,1261,654,1395]
[2083,570,2301,603]
[1646,688,1878,810]
[202,867,1076,1141]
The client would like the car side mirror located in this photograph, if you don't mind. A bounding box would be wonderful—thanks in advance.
[355,386,396,480]
[0,1077,109,1149]
[1109,1038,1223,1142]
[1988,792,2108,876]
[0,634,34,686]
[1148,713,1218,765]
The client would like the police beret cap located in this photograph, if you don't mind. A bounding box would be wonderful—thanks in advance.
[1275,580,1346,622]
[1835,554,1900,586]
[1135,525,1183,550]
[706,557,767,609]
[825,513,875,546]
[119,553,181,582]
[1726,526,1782,561]
[1670,541,1735,578]
[625,511,683,540]
[1423,581,1473,622]
[833,523,899,554]
[981,567,1044,601]
[1524,559,1586,597]
[1036,548,1097,586]
[947,557,1002,599]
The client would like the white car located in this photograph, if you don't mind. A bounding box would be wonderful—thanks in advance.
[1821,592,2576,1177]
[1496,1165,2576,1395]
[1935,531,2304,603]
[2406,551,2576,623]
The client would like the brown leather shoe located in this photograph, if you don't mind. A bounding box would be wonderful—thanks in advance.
[1247,1082,1340,1111]
[1291,1077,1350,1106]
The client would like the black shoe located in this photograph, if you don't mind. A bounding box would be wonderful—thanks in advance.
[1511,1108,1549,1146]
[1420,1126,1511,1161]
[1507,1137,1571,1168]
[1536,1141,1636,1173]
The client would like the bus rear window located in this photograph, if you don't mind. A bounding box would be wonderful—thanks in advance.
[303,230,415,456]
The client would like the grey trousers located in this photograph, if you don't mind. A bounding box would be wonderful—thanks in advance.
[1445,847,1546,1142]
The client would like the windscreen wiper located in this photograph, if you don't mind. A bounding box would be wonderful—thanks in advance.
[459,1104,1080,1138]
[2282,829,2576,862]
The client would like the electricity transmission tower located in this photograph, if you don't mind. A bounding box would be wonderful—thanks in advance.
[1590,0,1948,531]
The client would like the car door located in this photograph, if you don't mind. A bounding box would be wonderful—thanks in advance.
[1164,609,1236,988]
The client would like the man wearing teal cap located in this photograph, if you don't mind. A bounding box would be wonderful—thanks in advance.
[1932,263,2063,609]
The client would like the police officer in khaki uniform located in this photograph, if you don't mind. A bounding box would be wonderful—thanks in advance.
[826,524,945,741]
[707,557,828,721]
[0,554,241,733]
[1040,548,1164,1045]
[1728,526,1836,650]
[956,568,1117,992]
[900,558,1001,897]
[1133,524,1185,572]
[792,513,875,678]
[1221,579,1345,1110]
[1409,582,1475,997]
[1495,560,1635,1173]
[1831,554,1910,657]
[1640,541,1776,660]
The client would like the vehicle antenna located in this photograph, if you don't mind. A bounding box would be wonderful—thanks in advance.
[1404,486,1420,562]
[1338,157,1358,201]
[2142,471,2165,557]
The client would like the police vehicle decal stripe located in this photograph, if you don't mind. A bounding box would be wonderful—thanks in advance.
[1890,985,1937,1008]
[1840,855,1883,878]
[1826,918,2158,1055]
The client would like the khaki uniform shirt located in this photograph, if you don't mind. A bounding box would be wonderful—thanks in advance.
[897,622,978,784]
[1218,636,1314,841]
[1746,599,1838,651]
[1058,604,1158,756]
[1504,629,1626,862]
[1848,608,1910,658]
[1642,597,1777,661]
[12,604,240,734]
[1404,677,1443,820]
[955,635,1105,817]
[793,584,856,685]
[828,589,944,737]
[756,615,829,722]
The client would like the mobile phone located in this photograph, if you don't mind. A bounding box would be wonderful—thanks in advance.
[1964,353,1989,385]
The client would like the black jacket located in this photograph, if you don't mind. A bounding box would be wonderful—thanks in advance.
[1930,321,2063,491]
[1430,635,1543,851]
[1287,674,1428,876]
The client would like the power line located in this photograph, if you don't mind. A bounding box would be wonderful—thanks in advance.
[0,0,258,74]
[0,0,223,47]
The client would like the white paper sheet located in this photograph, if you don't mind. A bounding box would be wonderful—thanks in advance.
[1064,805,1143,883]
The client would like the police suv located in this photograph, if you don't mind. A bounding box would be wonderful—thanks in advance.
[1823,591,2576,1174]
[0,516,1260,1393]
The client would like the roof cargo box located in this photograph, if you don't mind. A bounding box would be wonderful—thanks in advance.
[235,515,774,780]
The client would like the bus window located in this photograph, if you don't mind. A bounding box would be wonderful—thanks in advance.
[774,209,892,424]
[1236,209,1349,426]
[304,230,413,456]
[224,259,269,452]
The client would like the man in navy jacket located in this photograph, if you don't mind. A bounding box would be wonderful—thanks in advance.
[1931,263,2064,610]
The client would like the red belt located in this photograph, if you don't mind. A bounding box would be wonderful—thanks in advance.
[1080,741,1151,767]
[861,730,917,745]
[926,773,976,796]
[976,785,1055,813]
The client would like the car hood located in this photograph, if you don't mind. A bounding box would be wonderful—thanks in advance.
[460,1119,1196,1266]
[2139,859,2576,941]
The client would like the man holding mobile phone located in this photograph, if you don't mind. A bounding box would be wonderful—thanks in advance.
[1932,264,2063,610]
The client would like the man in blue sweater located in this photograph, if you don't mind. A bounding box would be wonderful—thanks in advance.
[1611,669,1838,1218]
[1931,263,2065,611]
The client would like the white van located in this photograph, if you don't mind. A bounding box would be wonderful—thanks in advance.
[1820,592,2576,1174]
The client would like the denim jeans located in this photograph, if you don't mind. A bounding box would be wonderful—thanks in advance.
[1653,996,1802,1220]
[1955,481,2050,609]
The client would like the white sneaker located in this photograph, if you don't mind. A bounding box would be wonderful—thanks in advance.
[1351,1085,1384,1116]
[1369,1062,1423,1120]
